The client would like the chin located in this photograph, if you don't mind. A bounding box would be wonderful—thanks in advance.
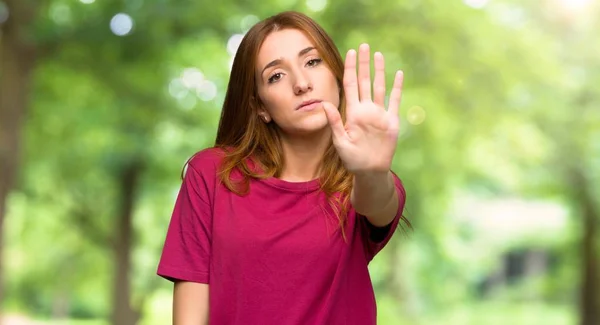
[283,121,329,138]
[299,114,329,131]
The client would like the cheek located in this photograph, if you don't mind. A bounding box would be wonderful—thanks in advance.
[320,70,338,90]
[260,89,288,115]
[324,73,340,101]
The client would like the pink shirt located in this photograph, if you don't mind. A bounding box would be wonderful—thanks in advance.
[157,147,406,324]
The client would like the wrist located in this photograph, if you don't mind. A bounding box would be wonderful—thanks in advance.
[351,170,395,202]
[352,169,390,181]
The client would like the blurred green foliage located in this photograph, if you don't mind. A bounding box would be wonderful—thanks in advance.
[1,0,599,324]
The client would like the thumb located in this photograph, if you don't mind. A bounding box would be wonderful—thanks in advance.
[321,101,347,142]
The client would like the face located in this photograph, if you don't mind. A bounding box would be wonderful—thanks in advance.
[255,28,340,136]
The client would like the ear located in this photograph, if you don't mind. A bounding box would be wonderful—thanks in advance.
[258,109,271,123]
[256,104,271,123]
[251,96,270,123]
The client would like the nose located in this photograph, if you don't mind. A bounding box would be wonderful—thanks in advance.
[293,71,312,95]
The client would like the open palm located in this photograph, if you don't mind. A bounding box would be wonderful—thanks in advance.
[322,43,404,173]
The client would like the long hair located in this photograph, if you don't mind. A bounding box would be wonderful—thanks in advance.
[214,11,352,237]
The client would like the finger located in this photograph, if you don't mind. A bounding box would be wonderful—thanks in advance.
[358,43,371,102]
[343,49,359,105]
[321,101,347,143]
[373,52,385,107]
[387,70,404,117]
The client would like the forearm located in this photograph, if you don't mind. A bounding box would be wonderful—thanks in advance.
[350,170,399,227]
[173,281,209,325]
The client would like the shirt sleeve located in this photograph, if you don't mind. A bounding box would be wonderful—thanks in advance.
[157,164,213,283]
[359,171,407,262]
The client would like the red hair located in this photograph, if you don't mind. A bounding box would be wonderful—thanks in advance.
[214,11,353,238]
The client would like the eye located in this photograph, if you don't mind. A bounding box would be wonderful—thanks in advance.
[268,72,283,84]
[306,58,322,67]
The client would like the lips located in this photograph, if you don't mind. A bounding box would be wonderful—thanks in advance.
[296,99,322,110]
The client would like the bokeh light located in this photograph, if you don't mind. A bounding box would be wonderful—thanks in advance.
[240,15,259,32]
[0,1,9,24]
[110,13,134,36]
[553,0,594,22]
[169,68,218,104]
[227,34,245,56]
[197,81,217,102]
[306,0,328,12]
[407,105,426,125]
[49,3,71,25]
[557,0,592,11]
[463,0,489,9]
[168,79,187,100]
[181,68,204,90]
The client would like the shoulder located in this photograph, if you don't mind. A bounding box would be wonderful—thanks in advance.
[185,146,226,175]
[179,147,227,201]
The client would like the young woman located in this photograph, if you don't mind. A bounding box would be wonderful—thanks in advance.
[157,11,409,325]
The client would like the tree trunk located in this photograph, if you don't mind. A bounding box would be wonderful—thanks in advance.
[51,288,70,319]
[570,168,599,325]
[0,0,36,312]
[523,249,548,301]
[383,240,402,300]
[383,240,423,322]
[110,160,143,325]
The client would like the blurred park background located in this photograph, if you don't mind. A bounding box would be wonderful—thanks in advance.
[0,0,599,324]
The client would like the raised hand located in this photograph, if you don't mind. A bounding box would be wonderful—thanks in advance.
[321,43,404,174]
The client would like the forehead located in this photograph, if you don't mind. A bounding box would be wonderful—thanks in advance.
[256,29,315,66]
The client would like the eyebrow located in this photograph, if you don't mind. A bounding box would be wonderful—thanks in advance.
[260,46,317,77]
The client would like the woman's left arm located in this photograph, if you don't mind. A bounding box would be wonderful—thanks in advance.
[351,170,399,227]
[321,43,405,227]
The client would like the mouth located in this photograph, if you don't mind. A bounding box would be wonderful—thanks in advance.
[296,99,322,110]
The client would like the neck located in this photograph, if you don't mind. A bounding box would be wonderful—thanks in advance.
[277,128,331,182]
